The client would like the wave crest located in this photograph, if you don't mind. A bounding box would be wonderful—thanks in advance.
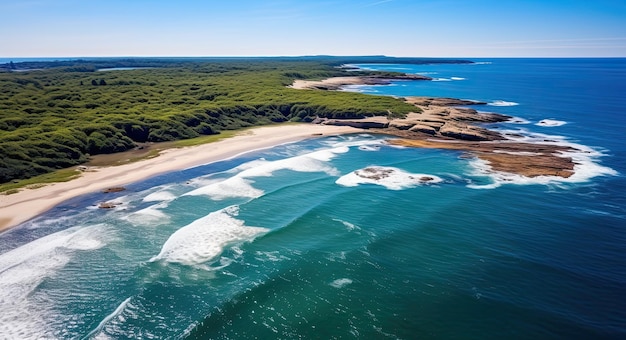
[150,206,268,266]
[488,100,519,106]
[536,119,567,127]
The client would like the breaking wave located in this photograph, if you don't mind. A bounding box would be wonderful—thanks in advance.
[488,100,519,106]
[150,206,268,266]
[536,119,567,127]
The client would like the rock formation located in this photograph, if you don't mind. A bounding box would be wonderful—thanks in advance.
[293,77,580,179]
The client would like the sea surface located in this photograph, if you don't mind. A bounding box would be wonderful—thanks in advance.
[1,59,625,339]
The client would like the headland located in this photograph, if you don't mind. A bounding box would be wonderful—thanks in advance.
[293,76,578,178]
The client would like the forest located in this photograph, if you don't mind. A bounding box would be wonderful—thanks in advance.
[0,56,470,184]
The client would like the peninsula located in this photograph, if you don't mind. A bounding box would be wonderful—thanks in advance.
[292,76,578,178]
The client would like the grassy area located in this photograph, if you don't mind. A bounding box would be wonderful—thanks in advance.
[171,129,240,147]
[0,169,82,194]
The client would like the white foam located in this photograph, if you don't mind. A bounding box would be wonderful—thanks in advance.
[432,78,452,82]
[330,278,353,288]
[323,136,386,150]
[336,166,442,190]
[0,225,110,339]
[123,203,170,226]
[184,176,264,200]
[184,147,347,199]
[332,218,361,231]
[86,297,131,339]
[488,100,519,106]
[358,145,381,152]
[143,190,176,202]
[339,85,376,93]
[451,77,466,80]
[507,117,531,124]
[466,130,618,188]
[150,206,268,266]
[536,119,567,127]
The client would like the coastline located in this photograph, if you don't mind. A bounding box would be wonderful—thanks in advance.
[0,124,361,232]
[293,76,580,179]
[0,74,592,232]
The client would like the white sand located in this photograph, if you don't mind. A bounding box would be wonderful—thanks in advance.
[0,124,361,232]
[290,77,369,89]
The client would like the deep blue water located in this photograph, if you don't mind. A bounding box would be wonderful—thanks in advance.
[0,59,625,339]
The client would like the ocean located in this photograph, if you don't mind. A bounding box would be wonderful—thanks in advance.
[1,59,625,339]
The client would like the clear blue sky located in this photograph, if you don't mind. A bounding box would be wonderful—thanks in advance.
[2,0,625,57]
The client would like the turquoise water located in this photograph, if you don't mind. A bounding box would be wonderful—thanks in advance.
[1,59,625,339]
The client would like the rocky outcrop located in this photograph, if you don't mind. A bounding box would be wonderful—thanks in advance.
[318,118,389,129]
[388,120,417,130]
[98,201,122,209]
[408,124,437,135]
[297,76,578,179]
[102,187,126,193]
[439,122,504,141]
[388,139,576,178]
[290,75,431,90]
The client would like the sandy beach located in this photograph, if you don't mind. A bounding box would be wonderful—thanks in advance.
[0,124,361,232]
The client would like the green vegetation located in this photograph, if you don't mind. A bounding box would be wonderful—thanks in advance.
[0,57,467,184]
[0,169,81,193]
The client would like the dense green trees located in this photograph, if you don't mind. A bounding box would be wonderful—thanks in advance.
[0,58,430,183]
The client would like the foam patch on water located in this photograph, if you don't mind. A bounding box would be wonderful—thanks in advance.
[358,145,380,152]
[488,100,519,106]
[432,78,452,82]
[184,147,347,199]
[466,129,618,188]
[536,119,567,127]
[330,278,353,288]
[150,206,268,266]
[0,225,110,338]
[123,203,170,226]
[451,77,466,80]
[333,218,361,231]
[143,190,176,202]
[507,117,531,124]
[336,166,442,190]
[184,176,263,200]
[322,136,387,150]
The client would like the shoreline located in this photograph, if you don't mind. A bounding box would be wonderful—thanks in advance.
[293,76,580,179]
[0,74,590,232]
[0,124,361,232]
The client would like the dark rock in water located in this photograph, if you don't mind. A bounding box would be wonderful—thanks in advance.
[103,187,126,193]
[98,201,121,209]
[355,167,394,180]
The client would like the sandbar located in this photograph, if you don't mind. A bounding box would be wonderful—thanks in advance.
[0,124,360,232]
